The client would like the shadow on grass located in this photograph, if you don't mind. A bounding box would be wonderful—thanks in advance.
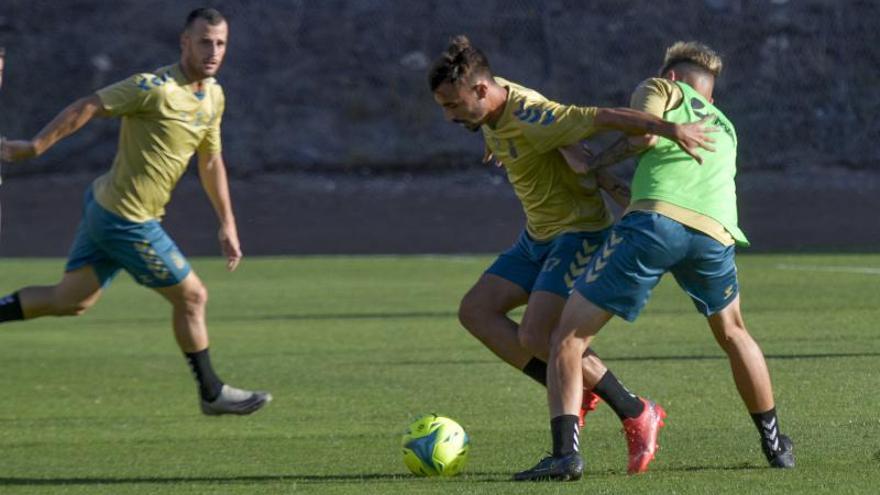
[656,463,764,473]
[0,472,512,487]
[0,463,778,486]
[605,351,880,362]
[85,310,460,326]
[386,351,880,367]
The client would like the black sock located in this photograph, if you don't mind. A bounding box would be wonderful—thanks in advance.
[551,414,580,457]
[522,358,547,386]
[592,370,644,420]
[751,408,782,452]
[0,292,24,323]
[184,348,224,401]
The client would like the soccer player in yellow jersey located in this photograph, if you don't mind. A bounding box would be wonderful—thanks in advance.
[0,8,271,415]
[516,42,793,481]
[429,36,715,476]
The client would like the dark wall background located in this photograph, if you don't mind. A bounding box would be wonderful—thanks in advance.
[1,0,879,256]
[1,0,877,176]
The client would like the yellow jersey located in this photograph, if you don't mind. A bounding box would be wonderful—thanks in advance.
[482,77,611,241]
[92,63,224,222]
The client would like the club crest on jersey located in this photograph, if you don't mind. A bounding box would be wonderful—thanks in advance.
[513,100,555,126]
[136,70,174,92]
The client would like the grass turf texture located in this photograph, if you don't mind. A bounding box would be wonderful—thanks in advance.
[0,255,877,494]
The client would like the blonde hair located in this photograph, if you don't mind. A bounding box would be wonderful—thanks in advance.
[660,41,722,78]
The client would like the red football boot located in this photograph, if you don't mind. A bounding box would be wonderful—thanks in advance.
[578,390,602,428]
[622,399,667,474]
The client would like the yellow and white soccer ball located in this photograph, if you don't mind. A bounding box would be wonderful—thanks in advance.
[401,414,470,477]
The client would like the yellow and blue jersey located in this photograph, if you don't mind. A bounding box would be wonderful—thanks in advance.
[92,63,224,222]
[481,77,612,241]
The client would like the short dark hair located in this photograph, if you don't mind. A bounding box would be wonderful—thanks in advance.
[184,7,226,31]
[428,35,492,91]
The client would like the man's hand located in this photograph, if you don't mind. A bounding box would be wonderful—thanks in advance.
[0,139,39,161]
[672,115,717,164]
[218,223,242,271]
[482,149,503,168]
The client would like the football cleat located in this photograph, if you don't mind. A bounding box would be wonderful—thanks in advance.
[513,452,584,482]
[578,390,601,428]
[763,434,795,468]
[622,398,667,474]
[200,384,272,416]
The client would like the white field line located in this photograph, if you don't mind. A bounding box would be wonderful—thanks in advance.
[775,264,880,276]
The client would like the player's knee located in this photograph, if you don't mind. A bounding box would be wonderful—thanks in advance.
[550,328,582,356]
[58,299,94,317]
[457,292,485,331]
[182,283,209,311]
[714,320,751,351]
[50,286,96,316]
[517,325,550,357]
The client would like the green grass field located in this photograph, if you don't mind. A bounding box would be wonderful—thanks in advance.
[0,255,878,494]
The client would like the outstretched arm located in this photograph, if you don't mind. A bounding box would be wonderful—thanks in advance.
[198,151,242,272]
[585,134,659,172]
[1,94,108,161]
[594,108,715,164]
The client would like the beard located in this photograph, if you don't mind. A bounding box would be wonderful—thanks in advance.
[454,119,481,132]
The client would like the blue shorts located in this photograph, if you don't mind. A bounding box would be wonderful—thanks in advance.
[486,229,610,298]
[65,188,191,288]
[574,211,739,321]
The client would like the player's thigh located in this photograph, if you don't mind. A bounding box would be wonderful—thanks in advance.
[552,290,614,347]
[671,232,739,317]
[461,273,529,317]
[518,290,566,355]
[705,294,747,346]
[55,266,104,307]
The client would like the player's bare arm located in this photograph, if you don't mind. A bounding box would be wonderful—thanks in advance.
[558,144,631,208]
[562,134,657,175]
[594,108,716,164]
[197,151,242,271]
[1,94,109,161]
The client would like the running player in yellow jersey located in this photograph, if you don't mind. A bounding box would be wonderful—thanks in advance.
[0,8,271,415]
[429,36,715,475]
[516,41,793,481]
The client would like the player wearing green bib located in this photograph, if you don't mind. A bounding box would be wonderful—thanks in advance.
[0,8,271,416]
[430,36,716,478]
[516,41,794,482]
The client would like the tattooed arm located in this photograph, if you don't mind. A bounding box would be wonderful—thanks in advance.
[588,134,658,171]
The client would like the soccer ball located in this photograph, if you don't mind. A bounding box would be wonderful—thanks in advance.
[401,414,470,477]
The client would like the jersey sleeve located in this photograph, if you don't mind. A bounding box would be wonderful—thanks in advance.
[629,78,682,117]
[96,73,156,117]
[519,100,600,154]
[198,87,224,154]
